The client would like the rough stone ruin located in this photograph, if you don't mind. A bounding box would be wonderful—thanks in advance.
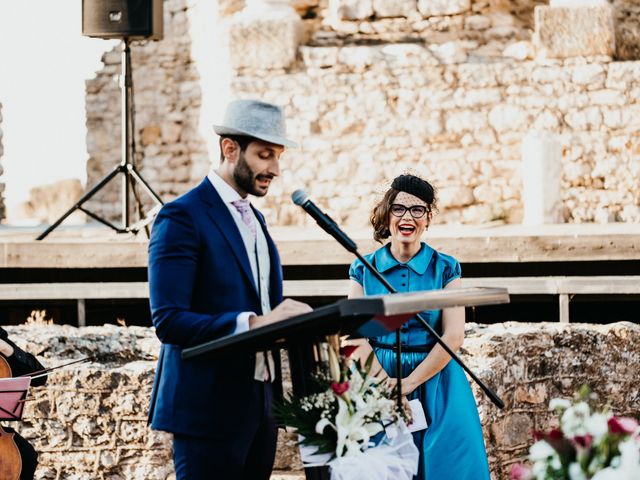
[84,0,640,227]
[8,321,640,479]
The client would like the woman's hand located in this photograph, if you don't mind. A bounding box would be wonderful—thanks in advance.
[401,395,413,425]
[385,376,419,396]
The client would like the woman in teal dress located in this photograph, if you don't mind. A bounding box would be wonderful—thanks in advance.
[348,174,490,480]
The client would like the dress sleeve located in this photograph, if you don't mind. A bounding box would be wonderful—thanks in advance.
[349,258,364,285]
[443,256,462,287]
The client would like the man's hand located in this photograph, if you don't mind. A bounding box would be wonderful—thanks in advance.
[0,338,14,357]
[249,299,313,329]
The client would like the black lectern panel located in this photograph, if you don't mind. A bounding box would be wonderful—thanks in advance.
[182,302,370,360]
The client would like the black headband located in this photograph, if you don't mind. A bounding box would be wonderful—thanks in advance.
[391,175,435,205]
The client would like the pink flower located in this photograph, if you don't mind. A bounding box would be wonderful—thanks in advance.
[573,434,593,450]
[547,428,564,441]
[608,416,639,435]
[331,381,349,395]
[534,428,563,442]
[510,463,532,480]
[340,345,358,359]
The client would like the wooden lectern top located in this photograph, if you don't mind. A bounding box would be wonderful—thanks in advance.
[182,287,509,360]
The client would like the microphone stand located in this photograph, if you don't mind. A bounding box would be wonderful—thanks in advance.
[295,200,505,409]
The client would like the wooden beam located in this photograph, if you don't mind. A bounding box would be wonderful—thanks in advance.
[0,282,149,300]
[77,299,86,327]
[3,224,639,268]
[559,294,570,323]
[0,277,638,301]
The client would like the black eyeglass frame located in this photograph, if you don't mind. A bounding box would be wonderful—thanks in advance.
[389,204,429,219]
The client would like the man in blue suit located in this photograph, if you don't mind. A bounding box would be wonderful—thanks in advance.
[148,99,312,480]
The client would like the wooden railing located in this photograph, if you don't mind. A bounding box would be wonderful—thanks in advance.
[1,276,639,325]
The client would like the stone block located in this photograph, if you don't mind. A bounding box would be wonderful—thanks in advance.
[429,41,468,64]
[300,46,339,68]
[418,0,470,17]
[329,0,373,20]
[521,131,563,225]
[465,14,491,30]
[534,5,615,59]
[372,0,416,18]
[488,104,528,133]
[229,11,303,70]
[438,185,475,208]
[22,179,85,225]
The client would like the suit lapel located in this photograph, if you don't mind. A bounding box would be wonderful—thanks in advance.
[253,208,283,308]
[197,179,259,298]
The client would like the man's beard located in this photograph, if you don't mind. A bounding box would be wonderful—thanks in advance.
[233,152,269,197]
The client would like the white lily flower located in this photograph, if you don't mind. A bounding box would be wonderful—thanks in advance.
[561,401,591,437]
[591,467,621,480]
[613,437,640,479]
[316,417,335,435]
[529,440,557,461]
[585,412,611,442]
[568,462,587,480]
[549,398,571,411]
[334,397,374,457]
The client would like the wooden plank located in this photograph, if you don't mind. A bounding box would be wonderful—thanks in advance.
[2,242,148,269]
[0,282,149,300]
[77,299,86,327]
[555,276,640,294]
[1,224,639,268]
[282,279,349,297]
[559,294,570,323]
[0,277,638,300]
[275,235,640,265]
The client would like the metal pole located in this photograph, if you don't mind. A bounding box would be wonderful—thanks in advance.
[121,39,131,229]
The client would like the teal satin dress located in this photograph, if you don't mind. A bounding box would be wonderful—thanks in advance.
[349,243,490,480]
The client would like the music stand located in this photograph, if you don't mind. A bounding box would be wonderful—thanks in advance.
[0,377,31,421]
[37,38,163,240]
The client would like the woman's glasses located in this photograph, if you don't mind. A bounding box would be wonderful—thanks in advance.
[390,204,428,219]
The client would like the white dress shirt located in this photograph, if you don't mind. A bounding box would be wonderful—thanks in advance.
[207,170,275,381]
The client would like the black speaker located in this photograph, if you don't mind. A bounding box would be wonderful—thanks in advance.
[82,0,163,40]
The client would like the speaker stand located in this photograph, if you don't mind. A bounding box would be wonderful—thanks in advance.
[37,39,163,240]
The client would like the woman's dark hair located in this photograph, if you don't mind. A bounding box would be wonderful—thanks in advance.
[370,175,438,243]
[219,135,255,162]
[371,189,399,243]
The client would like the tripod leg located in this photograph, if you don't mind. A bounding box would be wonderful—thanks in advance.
[36,166,123,240]
[129,166,164,205]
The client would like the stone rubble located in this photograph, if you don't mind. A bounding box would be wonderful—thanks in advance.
[5,321,639,479]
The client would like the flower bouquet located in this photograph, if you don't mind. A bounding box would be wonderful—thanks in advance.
[274,341,419,480]
[511,388,640,480]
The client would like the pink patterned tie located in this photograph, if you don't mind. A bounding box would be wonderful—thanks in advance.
[231,199,256,237]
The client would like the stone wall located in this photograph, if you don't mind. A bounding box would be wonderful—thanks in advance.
[85,0,640,226]
[6,321,640,479]
[0,102,5,222]
[240,56,640,226]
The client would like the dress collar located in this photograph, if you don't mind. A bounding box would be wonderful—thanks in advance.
[373,242,434,275]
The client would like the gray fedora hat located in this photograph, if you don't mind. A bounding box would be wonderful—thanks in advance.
[213,99,298,148]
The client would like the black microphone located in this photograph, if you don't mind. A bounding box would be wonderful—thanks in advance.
[292,190,358,253]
